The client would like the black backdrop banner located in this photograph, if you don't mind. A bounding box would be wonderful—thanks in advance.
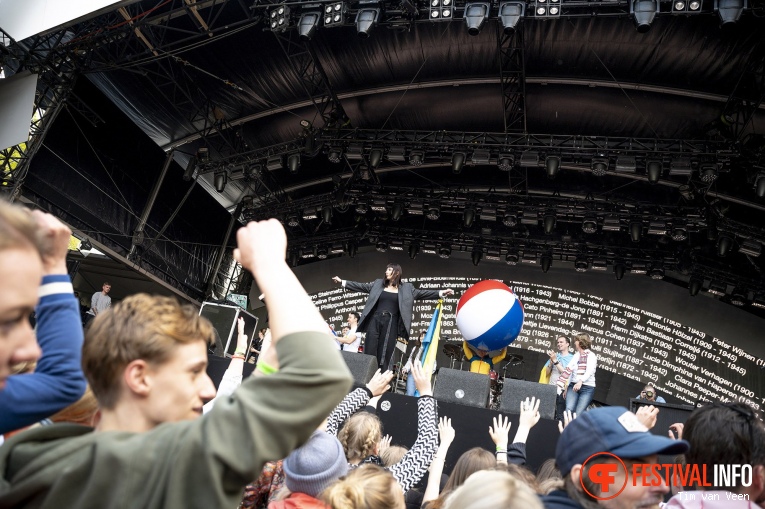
[312,277,765,411]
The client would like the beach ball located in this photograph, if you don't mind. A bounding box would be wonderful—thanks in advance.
[456,280,525,351]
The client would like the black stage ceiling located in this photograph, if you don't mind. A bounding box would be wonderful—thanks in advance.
[1,0,764,309]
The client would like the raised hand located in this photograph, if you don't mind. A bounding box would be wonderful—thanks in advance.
[332,276,342,284]
[412,359,433,396]
[31,210,72,275]
[635,405,659,430]
[366,369,394,397]
[439,416,456,447]
[519,397,541,429]
[489,414,512,449]
[668,422,684,440]
[558,410,576,434]
[234,219,287,277]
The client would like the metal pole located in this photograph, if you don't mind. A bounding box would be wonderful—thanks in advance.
[205,200,244,299]
[129,150,173,260]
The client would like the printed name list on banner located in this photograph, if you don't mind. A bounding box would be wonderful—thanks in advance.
[311,277,763,411]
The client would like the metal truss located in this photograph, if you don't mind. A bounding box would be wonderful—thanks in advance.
[719,39,765,141]
[272,30,351,129]
[497,25,526,134]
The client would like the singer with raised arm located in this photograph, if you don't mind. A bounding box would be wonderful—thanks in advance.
[332,264,454,370]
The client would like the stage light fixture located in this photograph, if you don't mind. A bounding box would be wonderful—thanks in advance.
[214,170,227,192]
[755,173,765,198]
[298,9,321,39]
[287,153,300,174]
[80,239,93,252]
[409,243,419,259]
[545,155,561,179]
[464,2,490,35]
[471,150,491,165]
[463,207,476,228]
[752,294,765,309]
[389,240,404,251]
[269,4,291,30]
[327,147,343,163]
[438,245,451,258]
[519,151,539,168]
[541,253,552,273]
[707,281,727,296]
[688,276,702,296]
[471,247,483,266]
[671,226,688,241]
[391,203,403,221]
[376,241,388,252]
[582,216,598,234]
[505,252,520,265]
[543,211,556,235]
[669,157,692,176]
[575,256,589,272]
[730,287,747,306]
[266,156,283,171]
[302,207,319,220]
[371,199,387,213]
[739,239,762,257]
[286,215,300,227]
[321,205,332,224]
[602,215,621,232]
[502,212,518,227]
[355,201,368,214]
[426,205,441,221]
[429,0,453,20]
[316,246,328,259]
[649,267,665,280]
[630,221,642,243]
[452,152,466,174]
[324,1,347,26]
[197,147,210,163]
[369,148,383,169]
[347,241,358,258]
[699,163,718,183]
[615,156,637,174]
[630,262,648,275]
[591,158,609,176]
[631,0,658,32]
[499,1,524,33]
[646,160,662,184]
[717,234,733,256]
[355,1,380,37]
[498,153,515,171]
[409,150,424,167]
[614,263,626,280]
[387,146,406,162]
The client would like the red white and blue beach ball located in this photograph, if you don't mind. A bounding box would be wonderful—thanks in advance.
[456,280,525,351]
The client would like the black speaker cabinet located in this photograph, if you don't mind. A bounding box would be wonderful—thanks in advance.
[199,302,258,359]
[433,368,491,408]
[499,379,558,420]
[629,399,695,436]
[341,351,378,387]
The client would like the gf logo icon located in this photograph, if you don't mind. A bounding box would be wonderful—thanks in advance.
[580,452,628,500]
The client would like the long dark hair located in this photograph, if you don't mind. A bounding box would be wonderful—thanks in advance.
[385,263,402,288]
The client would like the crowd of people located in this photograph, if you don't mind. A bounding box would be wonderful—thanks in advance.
[0,198,762,509]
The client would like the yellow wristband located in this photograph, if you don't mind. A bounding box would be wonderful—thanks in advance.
[256,360,278,375]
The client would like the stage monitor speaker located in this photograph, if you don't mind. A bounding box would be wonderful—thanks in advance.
[199,302,258,359]
[341,351,378,387]
[629,399,695,437]
[498,379,557,419]
[433,368,491,408]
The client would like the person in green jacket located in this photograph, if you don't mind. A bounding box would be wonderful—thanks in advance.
[0,218,353,509]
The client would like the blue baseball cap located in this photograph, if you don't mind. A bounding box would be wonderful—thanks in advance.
[556,406,690,475]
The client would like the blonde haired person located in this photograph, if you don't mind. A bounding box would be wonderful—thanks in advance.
[555,333,597,415]
[443,470,543,509]
[0,201,87,435]
[321,464,405,509]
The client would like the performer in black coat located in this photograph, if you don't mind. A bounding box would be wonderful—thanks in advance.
[332,263,454,369]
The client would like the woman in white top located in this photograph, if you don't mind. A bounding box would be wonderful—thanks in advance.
[555,333,597,415]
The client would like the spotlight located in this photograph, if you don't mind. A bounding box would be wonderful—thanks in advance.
[426,205,440,220]
[541,254,552,273]
[739,239,762,257]
[502,212,517,227]
[505,252,520,265]
[708,281,727,297]
[321,205,332,224]
[755,173,765,197]
[438,245,451,258]
[391,203,403,221]
[471,247,483,266]
[670,157,692,176]
[543,212,556,235]
[716,0,745,22]
[376,241,388,252]
[316,246,329,259]
[355,1,379,37]
[80,239,93,252]
[298,11,321,40]
[197,147,210,163]
[287,153,300,174]
[678,185,695,201]
[452,152,466,174]
[409,150,424,166]
[591,158,609,176]
[183,156,197,181]
[646,160,662,184]
[730,287,747,306]
[355,201,368,214]
[499,1,525,33]
[409,243,419,259]
[286,215,300,227]
[269,4,291,30]
[688,276,702,296]
[429,0,453,19]
[464,2,490,35]
[699,163,718,183]
[582,216,598,234]
[630,221,642,243]
[545,155,561,179]
[614,262,626,280]
[369,148,383,169]
[498,154,515,171]
[347,241,357,258]
[631,0,658,32]
[717,235,733,256]
[671,226,688,241]
[463,207,476,228]
[324,1,347,26]
[649,267,665,280]
[266,156,283,171]
[575,256,589,272]
[214,170,227,192]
